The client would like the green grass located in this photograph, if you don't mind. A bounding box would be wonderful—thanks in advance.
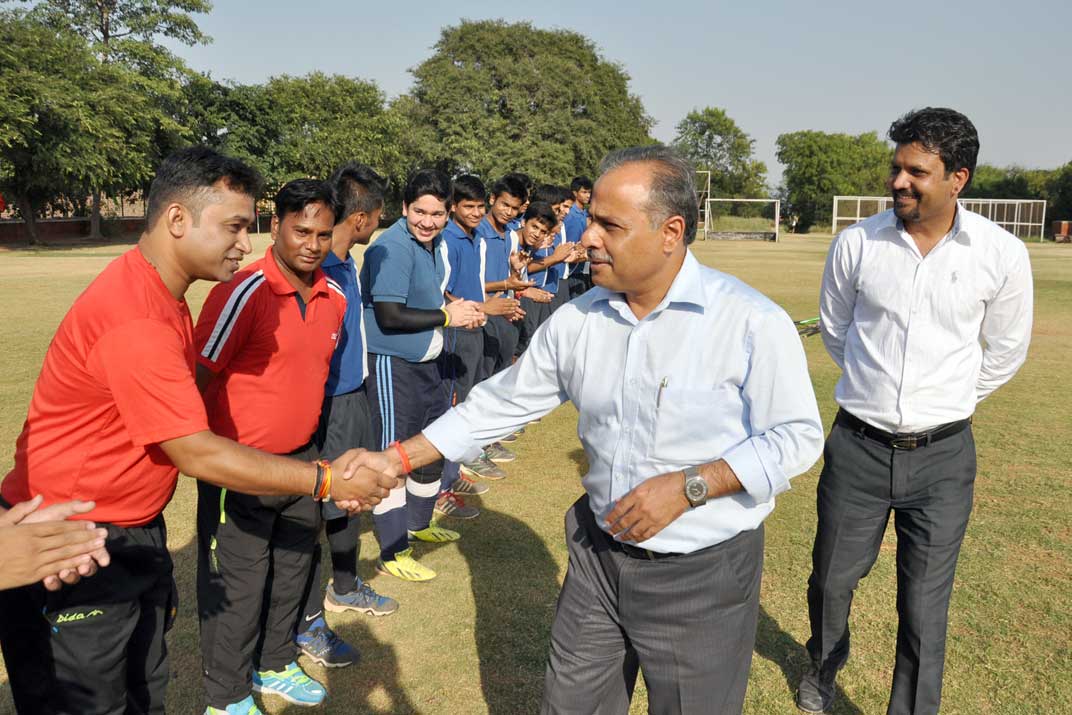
[0,234,1069,714]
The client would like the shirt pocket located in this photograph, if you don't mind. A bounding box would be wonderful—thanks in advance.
[652,386,728,464]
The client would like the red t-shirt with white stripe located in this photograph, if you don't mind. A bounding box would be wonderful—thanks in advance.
[195,246,346,454]
[1,248,210,527]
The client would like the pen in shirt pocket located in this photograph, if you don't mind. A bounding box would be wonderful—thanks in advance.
[656,377,668,409]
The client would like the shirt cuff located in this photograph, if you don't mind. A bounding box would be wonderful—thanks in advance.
[422,408,484,464]
[721,440,789,504]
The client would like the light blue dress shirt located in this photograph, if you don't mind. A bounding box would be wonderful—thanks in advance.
[424,251,823,553]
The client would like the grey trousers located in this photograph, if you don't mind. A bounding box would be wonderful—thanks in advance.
[805,418,976,715]
[542,495,762,715]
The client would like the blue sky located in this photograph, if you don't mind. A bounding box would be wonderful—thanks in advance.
[168,0,1070,186]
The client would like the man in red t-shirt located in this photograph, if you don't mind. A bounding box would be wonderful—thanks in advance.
[0,148,398,715]
[194,179,348,712]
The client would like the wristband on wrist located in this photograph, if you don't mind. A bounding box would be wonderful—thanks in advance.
[314,459,332,501]
[441,307,451,327]
[390,440,413,474]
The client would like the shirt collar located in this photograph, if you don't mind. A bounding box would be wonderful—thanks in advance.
[591,250,706,324]
[884,204,970,247]
[262,245,329,297]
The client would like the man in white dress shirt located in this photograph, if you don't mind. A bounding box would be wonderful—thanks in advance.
[797,108,1033,715]
[368,145,824,714]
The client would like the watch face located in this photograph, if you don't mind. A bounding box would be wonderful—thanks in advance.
[685,478,707,503]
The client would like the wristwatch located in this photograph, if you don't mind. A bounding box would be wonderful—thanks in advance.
[683,465,708,508]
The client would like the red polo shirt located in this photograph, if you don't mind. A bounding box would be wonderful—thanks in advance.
[195,246,346,454]
[1,248,209,527]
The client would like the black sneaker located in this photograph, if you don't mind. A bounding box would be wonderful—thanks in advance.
[796,664,837,713]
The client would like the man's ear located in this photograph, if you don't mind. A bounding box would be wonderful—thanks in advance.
[661,215,687,254]
[164,203,188,239]
[951,167,970,198]
[270,214,280,241]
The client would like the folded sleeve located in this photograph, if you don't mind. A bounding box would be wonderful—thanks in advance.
[721,309,824,502]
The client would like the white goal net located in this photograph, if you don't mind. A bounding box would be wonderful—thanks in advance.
[703,198,780,241]
[832,196,1047,240]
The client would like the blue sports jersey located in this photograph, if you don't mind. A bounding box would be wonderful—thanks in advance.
[361,217,451,363]
[443,220,486,302]
[475,216,510,284]
[322,251,367,396]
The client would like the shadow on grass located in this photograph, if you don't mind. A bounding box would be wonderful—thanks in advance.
[754,607,862,715]
[457,505,559,715]
[567,448,588,478]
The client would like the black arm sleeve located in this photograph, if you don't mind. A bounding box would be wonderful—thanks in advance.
[373,301,445,332]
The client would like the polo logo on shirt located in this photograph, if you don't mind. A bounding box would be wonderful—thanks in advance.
[951,271,958,284]
[331,332,339,342]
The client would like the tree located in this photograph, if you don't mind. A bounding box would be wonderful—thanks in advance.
[672,107,767,198]
[400,19,653,182]
[16,0,211,237]
[776,130,890,232]
[1044,162,1072,225]
[0,11,159,243]
[204,73,405,195]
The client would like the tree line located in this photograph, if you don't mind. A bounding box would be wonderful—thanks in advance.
[1,2,1067,243]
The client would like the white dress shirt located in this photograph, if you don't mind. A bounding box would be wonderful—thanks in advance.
[424,251,823,553]
[820,207,1033,433]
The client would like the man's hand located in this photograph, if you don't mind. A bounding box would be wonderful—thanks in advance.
[445,299,484,329]
[525,288,553,304]
[604,471,690,543]
[508,250,528,274]
[330,449,402,510]
[505,275,535,291]
[483,292,521,317]
[0,496,110,591]
[565,245,588,263]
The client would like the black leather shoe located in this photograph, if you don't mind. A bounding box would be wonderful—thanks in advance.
[796,664,837,713]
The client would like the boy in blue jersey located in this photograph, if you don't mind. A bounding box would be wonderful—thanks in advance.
[439,176,520,492]
[512,202,571,357]
[294,163,399,668]
[564,176,593,298]
[361,170,483,582]
[476,175,532,379]
[503,172,533,233]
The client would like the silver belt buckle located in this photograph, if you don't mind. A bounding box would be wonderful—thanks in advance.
[891,434,918,450]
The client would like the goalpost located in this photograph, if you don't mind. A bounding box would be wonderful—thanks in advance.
[832,195,1047,241]
[703,198,780,241]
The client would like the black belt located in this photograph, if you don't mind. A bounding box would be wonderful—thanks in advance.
[835,409,970,451]
[616,541,682,560]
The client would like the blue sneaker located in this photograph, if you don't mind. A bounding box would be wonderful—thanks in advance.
[204,695,264,714]
[296,617,359,668]
[324,579,399,616]
[252,661,327,705]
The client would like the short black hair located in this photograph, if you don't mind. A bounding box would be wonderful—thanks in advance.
[504,172,534,193]
[146,146,263,228]
[570,176,593,192]
[888,107,980,193]
[524,201,557,229]
[274,178,339,224]
[403,169,452,210]
[530,183,560,205]
[557,186,574,204]
[329,162,386,222]
[452,175,487,204]
[490,175,528,204]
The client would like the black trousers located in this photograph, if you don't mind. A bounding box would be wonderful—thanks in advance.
[482,314,519,378]
[0,515,176,715]
[805,417,976,715]
[197,443,320,708]
[443,325,487,402]
[298,387,375,627]
[515,295,552,357]
[542,496,763,715]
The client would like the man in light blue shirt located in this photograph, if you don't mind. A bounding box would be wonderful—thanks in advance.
[364,146,824,714]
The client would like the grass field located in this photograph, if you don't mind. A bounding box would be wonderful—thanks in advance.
[0,234,1069,714]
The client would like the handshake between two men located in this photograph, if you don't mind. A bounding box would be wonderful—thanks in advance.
[329,435,444,513]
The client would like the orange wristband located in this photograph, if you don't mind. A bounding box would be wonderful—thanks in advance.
[315,460,332,500]
[390,440,412,474]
